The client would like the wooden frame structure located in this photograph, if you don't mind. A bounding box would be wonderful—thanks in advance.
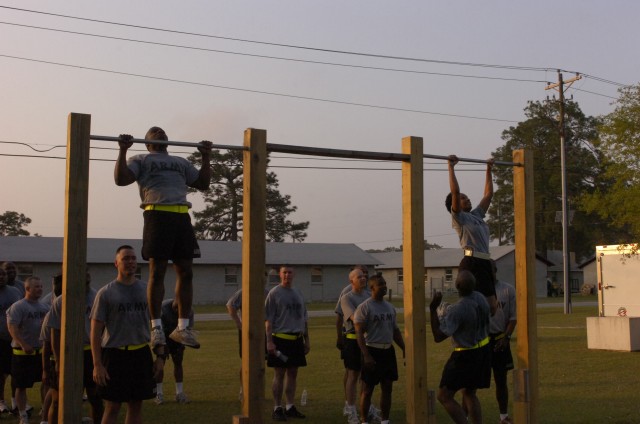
[63,114,537,424]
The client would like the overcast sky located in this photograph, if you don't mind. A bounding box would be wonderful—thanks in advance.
[1,1,636,250]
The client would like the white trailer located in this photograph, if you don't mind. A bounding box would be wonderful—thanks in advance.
[587,244,640,351]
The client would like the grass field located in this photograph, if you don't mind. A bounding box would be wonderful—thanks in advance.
[24,299,640,423]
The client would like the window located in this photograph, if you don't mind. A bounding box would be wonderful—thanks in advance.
[397,269,404,283]
[445,268,453,283]
[268,267,280,286]
[16,264,33,282]
[311,267,323,283]
[225,266,240,285]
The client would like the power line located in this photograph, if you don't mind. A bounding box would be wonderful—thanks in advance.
[0,54,520,123]
[0,21,551,84]
[0,5,558,72]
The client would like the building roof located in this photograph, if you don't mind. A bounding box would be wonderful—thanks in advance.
[371,245,549,269]
[0,237,380,266]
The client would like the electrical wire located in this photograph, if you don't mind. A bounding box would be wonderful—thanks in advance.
[0,54,520,123]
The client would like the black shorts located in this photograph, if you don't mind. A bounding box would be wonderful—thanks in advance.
[490,335,514,373]
[459,256,496,298]
[343,338,362,371]
[360,345,398,387]
[11,350,43,389]
[50,349,96,391]
[142,210,201,261]
[267,335,307,368]
[165,334,185,358]
[439,344,492,391]
[0,339,12,375]
[97,347,155,402]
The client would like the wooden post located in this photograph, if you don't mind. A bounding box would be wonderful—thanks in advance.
[239,128,267,423]
[401,136,432,423]
[59,113,91,423]
[512,149,538,423]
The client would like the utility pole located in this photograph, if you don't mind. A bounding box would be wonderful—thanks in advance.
[545,70,581,314]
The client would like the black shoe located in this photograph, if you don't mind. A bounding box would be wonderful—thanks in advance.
[285,405,305,419]
[272,406,287,421]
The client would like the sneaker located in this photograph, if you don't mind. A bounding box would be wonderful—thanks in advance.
[285,405,305,419]
[342,403,349,416]
[154,393,164,405]
[150,326,166,348]
[368,404,382,423]
[81,417,94,423]
[175,392,190,404]
[499,417,513,424]
[347,409,360,424]
[169,328,200,349]
[0,400,9,413]
[272,406,287,421]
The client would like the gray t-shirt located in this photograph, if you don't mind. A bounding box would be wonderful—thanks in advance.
[9,279,25,297]
[353,298,398,344]
[490,281,516,334]
[451,207,490,254]
[0,285,23,341]
[439,291,490,349]
[49,287,97,345]
[90,280,150,348]
[39,311,52,345]
[334,284,352,317]
[265,285,307,334]
[40,292,55,309]
[127,151,200,208]
[6,298,49,348]
[226,288,270,312]
[341,290,371,333]
[160,299,194,334]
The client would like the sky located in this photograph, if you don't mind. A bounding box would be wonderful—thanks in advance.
[1,1,637,251]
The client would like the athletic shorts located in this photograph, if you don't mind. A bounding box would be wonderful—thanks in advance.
[343,338,362,371]
[459,256,496,298]
[490,334,514,373]
[165,334,185,358]
[267,335,307,368]
[360,345,398,387]
[142,210,201,261]
[11,350,43,389]
[97,346,155,402]
[439,344,492,391]
[0,339,13,375]
[45,357,57,390]
[83,349,97,389]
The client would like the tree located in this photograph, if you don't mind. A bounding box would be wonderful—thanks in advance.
[188,150,309,242]
[366,240,442,253]
[488,99,622,259]
[580,83,640,242]
[0,211,32,236]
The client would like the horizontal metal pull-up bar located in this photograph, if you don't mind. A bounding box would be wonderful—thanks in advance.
[424,153,522,167]
[90,135,246,152]
[267,143,410,161]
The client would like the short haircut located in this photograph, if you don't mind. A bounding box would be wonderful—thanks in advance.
[368,273,386,289]
[279,264,293,271]
[445,193,453,213]
[24,276,41,287]
[116,245,134,255]
[145,126,168,141]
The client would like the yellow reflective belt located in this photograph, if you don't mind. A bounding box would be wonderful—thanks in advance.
[12,348,41,356]
[454,336,490,352]
[144,205,189,213]
[345,333,358,340]
[117,343,148,351]
[273,333,300,340]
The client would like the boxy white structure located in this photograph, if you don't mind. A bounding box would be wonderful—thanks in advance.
[587,244,640,351]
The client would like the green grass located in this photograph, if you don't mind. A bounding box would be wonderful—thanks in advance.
[25,302,640,423]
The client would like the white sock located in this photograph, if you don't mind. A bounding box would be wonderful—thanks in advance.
[381,420,390,424]
[500,413,509,420]
[178,318,189,330]
[156,383,163,394]
[286,404,294,410]
[175,382,183,394]
[151,319,162,329]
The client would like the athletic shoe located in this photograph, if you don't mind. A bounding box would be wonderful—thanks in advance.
[368,404,382,424]
[81,417,94,423]
[11,406,32,416]
[272,406,287,421]
[285,405,305,419]
[154,393,164,405]
[150,326,166,348]
[499,417,513,424]
[342,403,350,416]
[169,328,200,349]
[347,409,360,424]
[175,392,190,404]
[0,400,9,413]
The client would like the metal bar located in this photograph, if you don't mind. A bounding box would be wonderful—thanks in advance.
[90,135,246,151]
[267,143,410,161]
[422,153,522,167]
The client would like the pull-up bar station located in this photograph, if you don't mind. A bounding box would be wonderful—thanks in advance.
[61,114,537,424]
